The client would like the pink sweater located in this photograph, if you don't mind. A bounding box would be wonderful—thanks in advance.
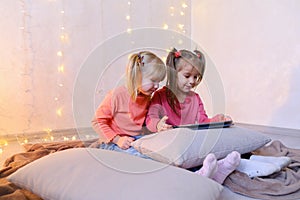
[146,87,209,132]
[92,86,150,142]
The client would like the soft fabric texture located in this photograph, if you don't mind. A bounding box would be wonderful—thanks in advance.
[0,140,96,200]
[7,148,223,200]
[196,153,217,178]
[196,151,241,184]
[146,86,209,132]
[250,155,292,170]
[224,140,300,200]
[212,151,241,184]
[92,85,151,142]
[131,126,271,168]
[236,159,279,178]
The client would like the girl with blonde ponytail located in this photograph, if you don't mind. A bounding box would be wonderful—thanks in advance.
[92,51,166,158]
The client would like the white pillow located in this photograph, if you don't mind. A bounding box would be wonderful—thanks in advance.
[8,148,223,200]
[131,126,271,168]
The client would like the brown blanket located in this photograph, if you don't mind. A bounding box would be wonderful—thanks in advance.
[224,140,300,200]
[0,139,97,200]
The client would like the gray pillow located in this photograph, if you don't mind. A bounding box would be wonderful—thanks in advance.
[8,148,223,200]
[132,126,271,168]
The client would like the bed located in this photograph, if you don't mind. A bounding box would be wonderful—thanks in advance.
[0,125,299,200]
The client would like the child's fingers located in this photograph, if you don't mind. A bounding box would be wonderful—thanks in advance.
[219,114,225,120]
[225,115,232,121]
[127,137,135,142]
[165,124,173,129]
[157,116,171,132]
[161,115,168,122]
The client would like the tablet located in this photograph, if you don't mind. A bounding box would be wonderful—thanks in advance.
[172,120,233,130]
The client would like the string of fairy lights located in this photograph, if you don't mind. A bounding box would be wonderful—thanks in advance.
[0,0,190,154]
[16,0,36,145]
[125,0,189,60]
[41,0,79,143]
[125,1,189,34]
[163,1,188,34]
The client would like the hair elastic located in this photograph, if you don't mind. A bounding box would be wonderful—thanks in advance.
[174,51,181,58]
[194,51,202,59]
[137,53,144,66]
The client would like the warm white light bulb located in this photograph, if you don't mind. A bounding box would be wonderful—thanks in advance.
[169,6,174,16]
[58,65,64,72]
[56,108,62,116]
[44,128,52,133]
[163,24,169,29]
[57,51,63,57]
[178,24,184,30]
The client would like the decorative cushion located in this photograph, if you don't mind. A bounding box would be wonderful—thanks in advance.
[131,126,271,168]
[8,148,223,200]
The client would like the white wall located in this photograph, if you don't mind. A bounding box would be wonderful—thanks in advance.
[191,0,300,129]
[0,0,191,136]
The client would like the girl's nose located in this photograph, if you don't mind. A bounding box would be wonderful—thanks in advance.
[189,78,195,84]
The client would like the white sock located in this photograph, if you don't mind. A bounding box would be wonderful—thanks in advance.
[236,159,279,178]
[250,155,291,170]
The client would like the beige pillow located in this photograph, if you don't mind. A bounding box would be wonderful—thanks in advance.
[8,148,223,200]
[132,126,271,168]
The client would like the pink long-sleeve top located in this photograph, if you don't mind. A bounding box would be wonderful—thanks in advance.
[92,86,151,143]
[146,86,210,132]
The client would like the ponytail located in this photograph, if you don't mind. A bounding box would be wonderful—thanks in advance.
[126,53,142,100]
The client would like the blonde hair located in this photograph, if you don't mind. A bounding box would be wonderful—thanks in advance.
[165,48,206,115]
[126,51,166,100]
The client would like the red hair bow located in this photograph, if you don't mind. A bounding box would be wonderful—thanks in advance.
[174,51,181,58]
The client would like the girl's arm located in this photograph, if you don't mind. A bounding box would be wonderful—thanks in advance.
[91,91,119,143]
[196,94,210,123]
[196,94,232,123]
[146,92,167,132]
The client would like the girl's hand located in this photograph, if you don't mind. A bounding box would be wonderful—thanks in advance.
[211,114,232,122]
[157,116,173,132]
[224,115,232,121]
[114,135,135,150]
